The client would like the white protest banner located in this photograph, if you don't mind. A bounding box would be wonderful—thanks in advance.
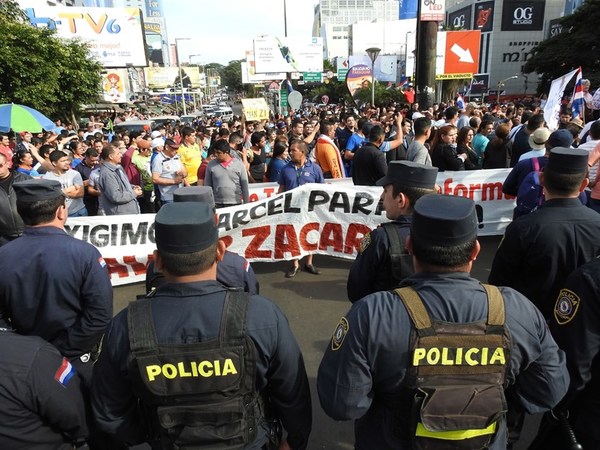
[66,170,516,286]
[253,37,323,73]
[544,68,579,130]
[241,98,271,121]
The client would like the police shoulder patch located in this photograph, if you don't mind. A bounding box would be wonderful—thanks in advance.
[359,233,371,253]
[554,288,580,325]
[331,317,349,351]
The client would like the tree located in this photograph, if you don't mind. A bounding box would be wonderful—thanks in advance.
[0,2,103,122]
[523,0,600,92]
[221,60,244,93]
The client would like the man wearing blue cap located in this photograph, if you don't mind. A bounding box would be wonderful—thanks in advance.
[0,178,113,384]
[319,194,568,450]
[347,160,438,303]
[145,186,259,295]
[92,202,311,449]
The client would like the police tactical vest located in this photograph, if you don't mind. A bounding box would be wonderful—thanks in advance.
[395,285,510,450]
[382,223,414,285]
[127,291,262,449]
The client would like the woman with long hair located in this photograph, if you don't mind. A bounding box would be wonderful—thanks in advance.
[266,141,289,183]
[431,125,466,171]
[456,126,480,170]
[483,123,512,169]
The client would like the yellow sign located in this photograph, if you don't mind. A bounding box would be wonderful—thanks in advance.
[242,98,270,121]
[436,73,473,80]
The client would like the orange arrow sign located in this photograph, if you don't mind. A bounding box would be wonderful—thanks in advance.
[444,30,481,75]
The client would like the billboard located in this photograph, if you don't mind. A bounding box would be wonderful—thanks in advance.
[253,37,323,73]
[447,5,472,30]
[144,67,205,89]
[547,18,564,39]
[348,55,398,82]
[501,1,546,31]
[474,1,494,33]
[420,0,446,22]
[242,50,286,83]
[346,65,372,101]
[23,6,147,67]
[469,74,489,95]
[102,69,128,103]
[241,62,286,84]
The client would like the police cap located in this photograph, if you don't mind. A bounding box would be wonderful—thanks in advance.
[13,179,64,203]
[412,194,478,246]
[376,161,438,189]
[546,147,588,174]
[155,202,218,253]
[173,186,215,208]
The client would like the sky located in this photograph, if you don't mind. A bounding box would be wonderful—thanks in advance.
[162,0,319,66]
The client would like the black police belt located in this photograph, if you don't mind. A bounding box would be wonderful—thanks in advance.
[394,284,510,449]
[127,290,264,448]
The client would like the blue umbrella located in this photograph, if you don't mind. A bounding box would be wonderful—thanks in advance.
[0,103,55,133]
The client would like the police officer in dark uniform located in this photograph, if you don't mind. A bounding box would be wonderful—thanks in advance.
[347,161,438,303]
[145,186,259,295]
[92,202,311,449]
[318,194,569,450]
[0,179,113,384]
[490,147,600,319]
[546,256,600,449]
[0,321,89,448]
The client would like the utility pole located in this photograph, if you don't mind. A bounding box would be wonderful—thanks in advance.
[415,2,437,110]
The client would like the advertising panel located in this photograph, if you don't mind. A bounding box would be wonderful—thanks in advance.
[447,5,472,30]
[346,65,372,101]
[253,37,323,73]
[144,67,204,89]
[23,6,147,67]
[547,18,564,39]
[420,0,446,22]
[348,55,398,82]
[243,50,286,83]
[469,74,489,94]
[501,1,546,31]
[474,1,495,32]
[102,70,128,103]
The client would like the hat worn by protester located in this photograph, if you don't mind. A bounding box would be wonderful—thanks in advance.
[164,138,180,149]
[173,186,215,208]
[151,137,164,149]
[546,147,588,174]
[546,129,573,149]
[412,194,478,246]
[13,179,64,203]
[376,160,438,189]
[569,117,584,130]
[528,128,551,150]
[150,130,162,139]
[154,202,218,254]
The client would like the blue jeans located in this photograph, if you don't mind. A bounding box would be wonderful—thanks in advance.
[69,206,88,217]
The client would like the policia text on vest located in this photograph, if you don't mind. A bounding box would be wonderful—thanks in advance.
[146,358,238,381]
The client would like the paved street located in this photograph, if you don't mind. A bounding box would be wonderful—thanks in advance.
[114,235,540,449]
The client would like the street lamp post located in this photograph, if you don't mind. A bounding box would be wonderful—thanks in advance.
[404,30,415,80]
[497,75,518,105]
[175,38,191,115]
[366,47,381,107]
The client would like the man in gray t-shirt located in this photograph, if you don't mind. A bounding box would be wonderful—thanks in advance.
[42,151,86,216]
[405,117,433,166]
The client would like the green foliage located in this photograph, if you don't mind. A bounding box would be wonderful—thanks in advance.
[221,60,244,93]
[349,82,408,107]
[0,12,103,121]
[0,0,27,23]
[524,0,600,91]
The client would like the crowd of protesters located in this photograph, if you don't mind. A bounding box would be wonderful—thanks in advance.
[1,92,599,228]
